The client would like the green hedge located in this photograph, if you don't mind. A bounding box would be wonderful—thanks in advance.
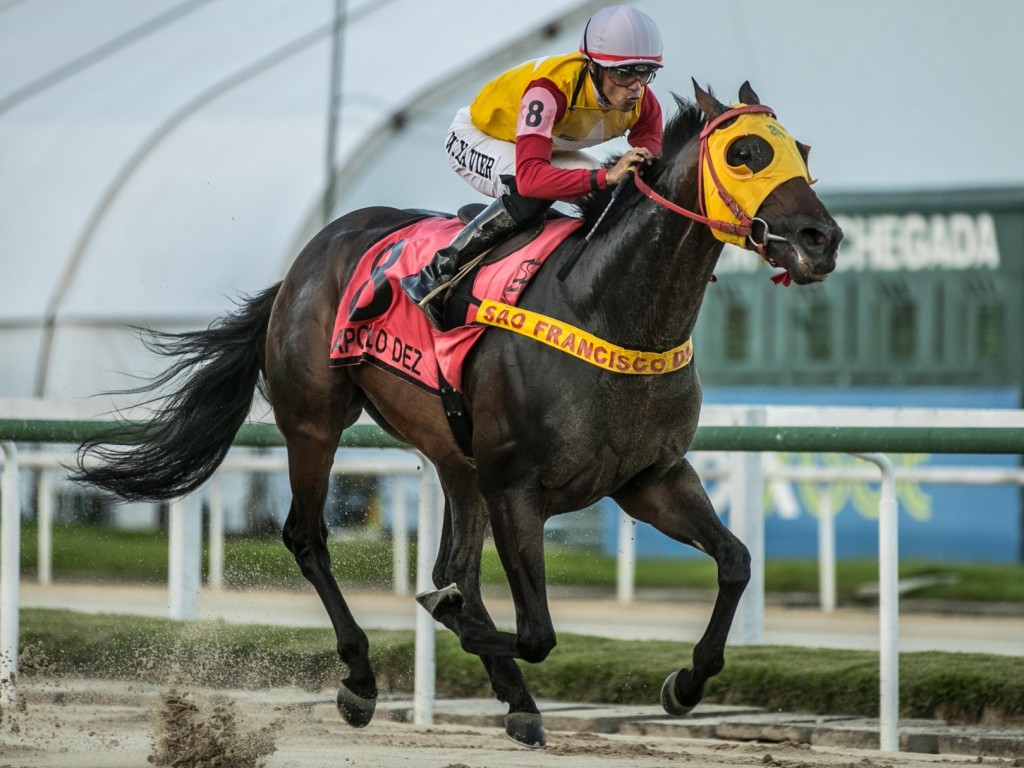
[18,609,1024,725]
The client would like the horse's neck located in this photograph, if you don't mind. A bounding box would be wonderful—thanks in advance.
[569,166,722,348]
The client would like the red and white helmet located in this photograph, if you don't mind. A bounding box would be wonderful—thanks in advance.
[579,5,663,68]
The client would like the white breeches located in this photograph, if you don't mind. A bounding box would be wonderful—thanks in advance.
[444,107,601,198]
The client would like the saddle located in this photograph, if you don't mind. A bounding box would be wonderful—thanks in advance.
[442,204,569,326]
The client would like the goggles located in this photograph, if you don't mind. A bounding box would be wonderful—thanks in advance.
[603,64,659,86]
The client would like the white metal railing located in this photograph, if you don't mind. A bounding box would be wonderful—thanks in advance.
[0,442,19,707]
[2,402,1023,753]
[614,457,1024,608]
[0,440,444,728]
[853,452,900,751]
[19,444,1024,614]
[21,445,1024,617]
[17,448,423,597]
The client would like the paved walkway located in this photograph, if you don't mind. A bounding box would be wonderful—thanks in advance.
[18,580,1024,656]
[385,697,1024,758]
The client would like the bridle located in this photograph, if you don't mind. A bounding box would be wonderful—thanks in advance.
[632,103,795,284]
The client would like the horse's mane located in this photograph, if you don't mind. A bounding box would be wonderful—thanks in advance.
[575,93,704,224]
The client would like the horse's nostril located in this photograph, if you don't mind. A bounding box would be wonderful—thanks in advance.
[801,228,827,248]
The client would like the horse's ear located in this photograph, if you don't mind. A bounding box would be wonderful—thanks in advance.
[738,80,760,105]
[692,78,726,119]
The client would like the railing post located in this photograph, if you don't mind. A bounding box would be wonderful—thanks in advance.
[391,478,410,597]
[38,468,54,586]
[852,452,900,752]
[168,495,201,620]
[413,459,441,725]
[616,509,636,603]
[0,443,21,705]
[207,476,224,591]
[729,408,765,645]
[817,486,837,613]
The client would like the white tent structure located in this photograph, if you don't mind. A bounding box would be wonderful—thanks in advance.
[3,0,1024,403]
[0,0,606,402]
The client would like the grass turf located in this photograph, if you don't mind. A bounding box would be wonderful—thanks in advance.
[17,608,1024,725]
[17,523,1024,604]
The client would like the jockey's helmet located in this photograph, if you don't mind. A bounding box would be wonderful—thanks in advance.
[579,5,663,69]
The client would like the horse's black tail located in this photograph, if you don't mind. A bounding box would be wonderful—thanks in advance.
[72,283,283,502]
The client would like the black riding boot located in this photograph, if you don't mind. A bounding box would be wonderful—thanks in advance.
[400,196,522,328]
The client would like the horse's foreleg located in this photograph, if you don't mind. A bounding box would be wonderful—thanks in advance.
[421,478,544,746]
[280,432,377,727]
[484,492,557,665]
[424,497,556,665]
[418,490,550,662]
[473,489,554,748]
[614,459,751,715]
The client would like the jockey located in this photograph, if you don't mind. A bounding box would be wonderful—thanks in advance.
[401,4,665,327]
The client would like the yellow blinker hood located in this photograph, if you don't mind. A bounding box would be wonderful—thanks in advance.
[701,106,812,248]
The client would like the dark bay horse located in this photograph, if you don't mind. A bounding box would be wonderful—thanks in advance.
[74,81,841,748]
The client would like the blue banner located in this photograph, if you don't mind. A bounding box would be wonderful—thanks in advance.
[602,387,1022,563]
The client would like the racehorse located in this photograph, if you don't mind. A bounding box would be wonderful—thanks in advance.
[73,81,841,748]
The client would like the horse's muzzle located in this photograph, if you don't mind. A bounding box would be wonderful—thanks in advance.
[778,217,842,284]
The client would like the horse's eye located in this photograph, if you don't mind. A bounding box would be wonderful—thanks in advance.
[726,137,772,172]
[726,139,754,168]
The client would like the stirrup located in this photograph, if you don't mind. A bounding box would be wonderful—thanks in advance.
[416,249,492,309]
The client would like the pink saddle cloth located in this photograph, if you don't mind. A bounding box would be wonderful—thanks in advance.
[329,215,583,392]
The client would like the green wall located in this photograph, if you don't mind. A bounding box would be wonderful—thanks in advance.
[695,187,1024,390]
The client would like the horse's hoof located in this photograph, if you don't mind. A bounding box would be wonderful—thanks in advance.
[416,583,464,617]
[660,670,696,717]
[504,712,546,749]
[336,682,377,728]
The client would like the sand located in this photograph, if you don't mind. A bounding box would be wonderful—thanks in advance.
[1,677,1014,768]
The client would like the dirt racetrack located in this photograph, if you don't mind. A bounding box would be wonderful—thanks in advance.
[1,678,1019,768]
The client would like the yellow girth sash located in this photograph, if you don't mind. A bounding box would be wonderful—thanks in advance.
[476,299,693,375]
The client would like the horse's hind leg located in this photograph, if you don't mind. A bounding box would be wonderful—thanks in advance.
[279,420,379,726]
[422,472,545,747]
[271,369,376,723]
[613,458,751,715]
[267,254,379,726]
